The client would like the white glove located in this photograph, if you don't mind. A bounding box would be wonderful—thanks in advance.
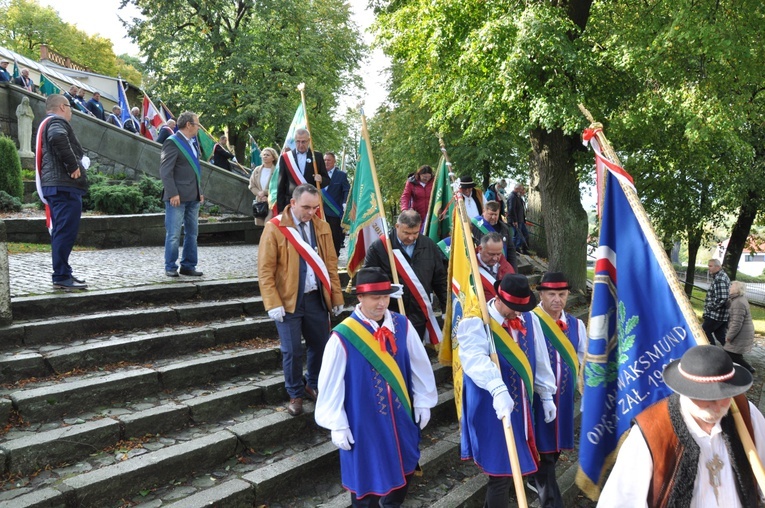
[414,407,431,430]
[332,305,344,317]
[492,390,514,428]
[331,428,355,451]
[542,398,557,423]
[232,157,237,162]
[268,306,285,322]
[81,155,91,169]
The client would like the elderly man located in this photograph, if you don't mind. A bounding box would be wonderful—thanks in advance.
[364,209,447,345]
[703,259,731,346]
[258,184,344,416]
[276,128,329,212]
[14,68,34,91]
[106,105,123,128]
[160,111,204,278]
[529,272,587,508]
[124,107,141,133]
[458,174,483,218]
[599,345,765,507]
[471,200,517,271]
[507,183,529,254]
[476,232,515,299]
[316,267,437,507]
[157,120,176,144]
[36,94,89,289]
[458,273,557,508]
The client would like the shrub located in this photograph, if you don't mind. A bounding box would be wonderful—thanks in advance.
[137,175,164,213]
[0,135,24,200]
[89,182,145,215]
[21,168,35,180]
[0,190,22,212]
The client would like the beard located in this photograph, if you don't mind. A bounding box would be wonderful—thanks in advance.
[687,399,731,424]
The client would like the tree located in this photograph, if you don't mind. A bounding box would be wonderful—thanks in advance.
[122,0,365,161]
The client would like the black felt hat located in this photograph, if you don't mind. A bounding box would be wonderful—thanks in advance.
[663,345,752,401]
[459,175,476,188]
[352,267,400,296]
[494,274,537,312]
[537,272,571,291]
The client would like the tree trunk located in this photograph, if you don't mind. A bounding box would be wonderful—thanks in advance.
[229,126,246,164]
[481,159,491,189]
[526,161,547,258]
[684,227,702,297]
[529,127,588,291]
[723,189,761,280]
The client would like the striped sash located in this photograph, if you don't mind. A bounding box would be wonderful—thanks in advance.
[390,246,443,344]
[489,319,534,401]
[532,307,579,377]
[271,215,332,292]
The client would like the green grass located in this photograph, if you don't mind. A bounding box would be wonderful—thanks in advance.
[684,287,765,336]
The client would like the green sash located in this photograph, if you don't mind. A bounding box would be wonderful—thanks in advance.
[335,318,413,417]
[490,319,534,401]
[168,134,202,186]
[532,307,579,377]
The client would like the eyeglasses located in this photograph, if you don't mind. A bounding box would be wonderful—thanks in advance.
[61,104,71,109]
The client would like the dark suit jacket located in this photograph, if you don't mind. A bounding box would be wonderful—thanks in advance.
[157,126,174,144]
[276,148,329,212]
[160,134,202,202]
[213,143,235,171]
[87,99,105,120]
[323,168,350,218]
[13,76,35,91]
[124,117,140,133]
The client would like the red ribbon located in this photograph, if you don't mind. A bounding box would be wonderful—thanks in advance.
[374,326,398,354]
[556,319,568,332]
[498,288,530,305]
[504,317,527,336]
[357,281,391,293]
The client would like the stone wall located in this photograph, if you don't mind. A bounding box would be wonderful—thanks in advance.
[0,221,11,325]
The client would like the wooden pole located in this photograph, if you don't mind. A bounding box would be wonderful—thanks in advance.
[441,138,528,508]
[297,83,325,218]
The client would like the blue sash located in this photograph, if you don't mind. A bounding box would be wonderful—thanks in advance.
[321,187,343,217]
[168,133,202,186]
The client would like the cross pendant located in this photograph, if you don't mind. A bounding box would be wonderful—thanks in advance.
[706,454,724,505]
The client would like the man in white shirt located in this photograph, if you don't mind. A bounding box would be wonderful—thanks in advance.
[316,267,437,507]
[599,345,765,507]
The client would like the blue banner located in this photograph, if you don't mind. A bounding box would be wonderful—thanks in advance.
[576,169,697,498]
[118,79,131,125]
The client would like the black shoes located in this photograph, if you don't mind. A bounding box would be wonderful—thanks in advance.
[165,270,179,277]
[53,278,88,290]
[179,268,203,276]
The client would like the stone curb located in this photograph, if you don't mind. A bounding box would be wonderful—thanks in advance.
[430,472,487,508]
[164,478,254,508]
[188,385,262,424]
[157,349,279,391]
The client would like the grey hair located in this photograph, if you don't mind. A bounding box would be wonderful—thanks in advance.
[709,259,722,268]
[397,209,422,228]
[295,128,311,139]
[176,111,197,129]
[730,280,745,297]
[480,232,503,247]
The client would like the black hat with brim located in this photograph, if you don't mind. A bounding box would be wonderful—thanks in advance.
[352,267,400,296]
[459,175,476,188]
[494,274,537,312]
[537,271,571,291]
[663,345,752,401]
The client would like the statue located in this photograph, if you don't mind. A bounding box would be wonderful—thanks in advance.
[16,97,34,158]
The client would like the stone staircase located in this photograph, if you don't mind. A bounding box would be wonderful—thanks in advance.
[0,256,593,507]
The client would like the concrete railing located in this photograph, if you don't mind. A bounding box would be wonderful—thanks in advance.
[0,221,11,325]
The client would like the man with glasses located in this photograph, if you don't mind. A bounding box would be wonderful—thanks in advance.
[276,128,329,212]
[36,95,89,289]
[160,111,205,278]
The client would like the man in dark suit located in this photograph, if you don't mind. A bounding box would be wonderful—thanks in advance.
[0,60,10,82]
[106,106,123,128]
[160,111,204,278]
[124,107,141,133]
[86,92,105,121]
[276,128,329,212]
[156,120,176,144]
[322,152,350,256]
[14,68,35,92]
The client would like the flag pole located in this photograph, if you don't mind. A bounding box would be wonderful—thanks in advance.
[578,104,765,493]
[360,107,405,316]
[441,139,528,508]
[297,83,326,219]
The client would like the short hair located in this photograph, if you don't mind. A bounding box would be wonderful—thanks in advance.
[295,128,311,139]
[730,280,745,297]
[397,209,422,228]
[709,259,722,268]
[293,183,319,201]
[69,85,77,93]
[131,107,139,114]
[93,92,100,97]
[480,232,503,247]
[485,201,501,212]
[112,105,121,113]
[514,183,523,191]
[219,135,227,142]
[416,165,433,176]
[167,119,176,127]
[177,111,197,129]
[261,147,278,162]
[325,151,336,159]
[46,94,68,112]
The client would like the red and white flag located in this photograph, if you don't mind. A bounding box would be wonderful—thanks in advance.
[141,95,163,141]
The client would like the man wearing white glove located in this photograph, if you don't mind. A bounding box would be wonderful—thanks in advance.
[316,268,437,506]
[457,274,556,508]
[529,272,587,508]
[258,184,344,417]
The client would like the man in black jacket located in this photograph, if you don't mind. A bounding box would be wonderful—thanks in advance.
[364,210,448,344]
[37,94,89,290]
[507,183,529,254]
[276,128,329,212]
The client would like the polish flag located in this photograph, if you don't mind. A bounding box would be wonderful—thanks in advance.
[141,95,163,141]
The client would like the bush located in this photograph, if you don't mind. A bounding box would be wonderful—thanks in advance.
[89,182,145,215]
[0,135,23,200]
[137,175,164,213]
[0,190,22,212]
[21,168,35,180]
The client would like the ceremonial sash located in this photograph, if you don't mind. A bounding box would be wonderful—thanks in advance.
[34,115,57,232]
[489,319,534,401]
[282,150,308,186]
[389,245,443,344]
[108,114,123,128]
[437,237,451,259]
[478,265,497,298]
[270,215,332,293]
[168,134,201,186]
[532,307,579,378]
[335,317,413,418]
[321,187,343,217]
[471,217,507,257]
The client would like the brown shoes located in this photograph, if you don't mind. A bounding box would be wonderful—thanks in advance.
[287,398,303,416]
[304,386,318,402]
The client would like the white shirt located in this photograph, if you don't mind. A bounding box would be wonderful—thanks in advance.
[598,396,765,507]
[259,167,272,191]
[315,307,438,431]
[290,211,317,293]
[297,150,307,172]
[458,301,557,400]
[537,305,588,367]
[464,194,480,219]
[180,131,197,158]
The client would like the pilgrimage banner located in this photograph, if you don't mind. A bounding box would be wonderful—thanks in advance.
[424,156,453,244]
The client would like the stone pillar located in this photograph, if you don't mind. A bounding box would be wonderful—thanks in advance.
[0,221,11,325]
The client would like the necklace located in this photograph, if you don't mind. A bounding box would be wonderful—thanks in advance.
[706,453,723,506]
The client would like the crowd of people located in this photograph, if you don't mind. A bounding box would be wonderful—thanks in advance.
[33,84,764,507]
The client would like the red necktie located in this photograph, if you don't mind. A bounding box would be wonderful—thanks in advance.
[505,317,526,336]
[556,319,568,332]
[374,326,398,354]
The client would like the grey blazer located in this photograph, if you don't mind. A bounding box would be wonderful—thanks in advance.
[160,135,202,202]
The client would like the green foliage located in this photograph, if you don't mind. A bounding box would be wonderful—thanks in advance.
[617,302,638,365]
[0,135,24,200]
[20,168,34,180]
[83,173,164,215]
[207,205,221,216]
[136,175,164,213]
[0,191,22,212]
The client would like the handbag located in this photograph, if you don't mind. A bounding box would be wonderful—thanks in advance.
[252,199,269,219]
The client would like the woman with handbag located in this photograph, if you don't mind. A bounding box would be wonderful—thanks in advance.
[249,147,278,225]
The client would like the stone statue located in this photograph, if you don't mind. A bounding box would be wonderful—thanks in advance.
[16,97,35,158]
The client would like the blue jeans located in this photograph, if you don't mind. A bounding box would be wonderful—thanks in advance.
[164,200,200,272]
[513,222,529,249]
[45,189,83,283]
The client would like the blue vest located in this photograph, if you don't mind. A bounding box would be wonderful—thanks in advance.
[460,311,539,475]
[334,311,420,497]
[532,313,580,453]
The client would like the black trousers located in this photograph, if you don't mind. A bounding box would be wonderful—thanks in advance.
[532,452,563,508]
[351,474,412,507]
[326,215,345,256]
[484,475,510,508]
[727,351,755,373]
[702,317,728,346]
